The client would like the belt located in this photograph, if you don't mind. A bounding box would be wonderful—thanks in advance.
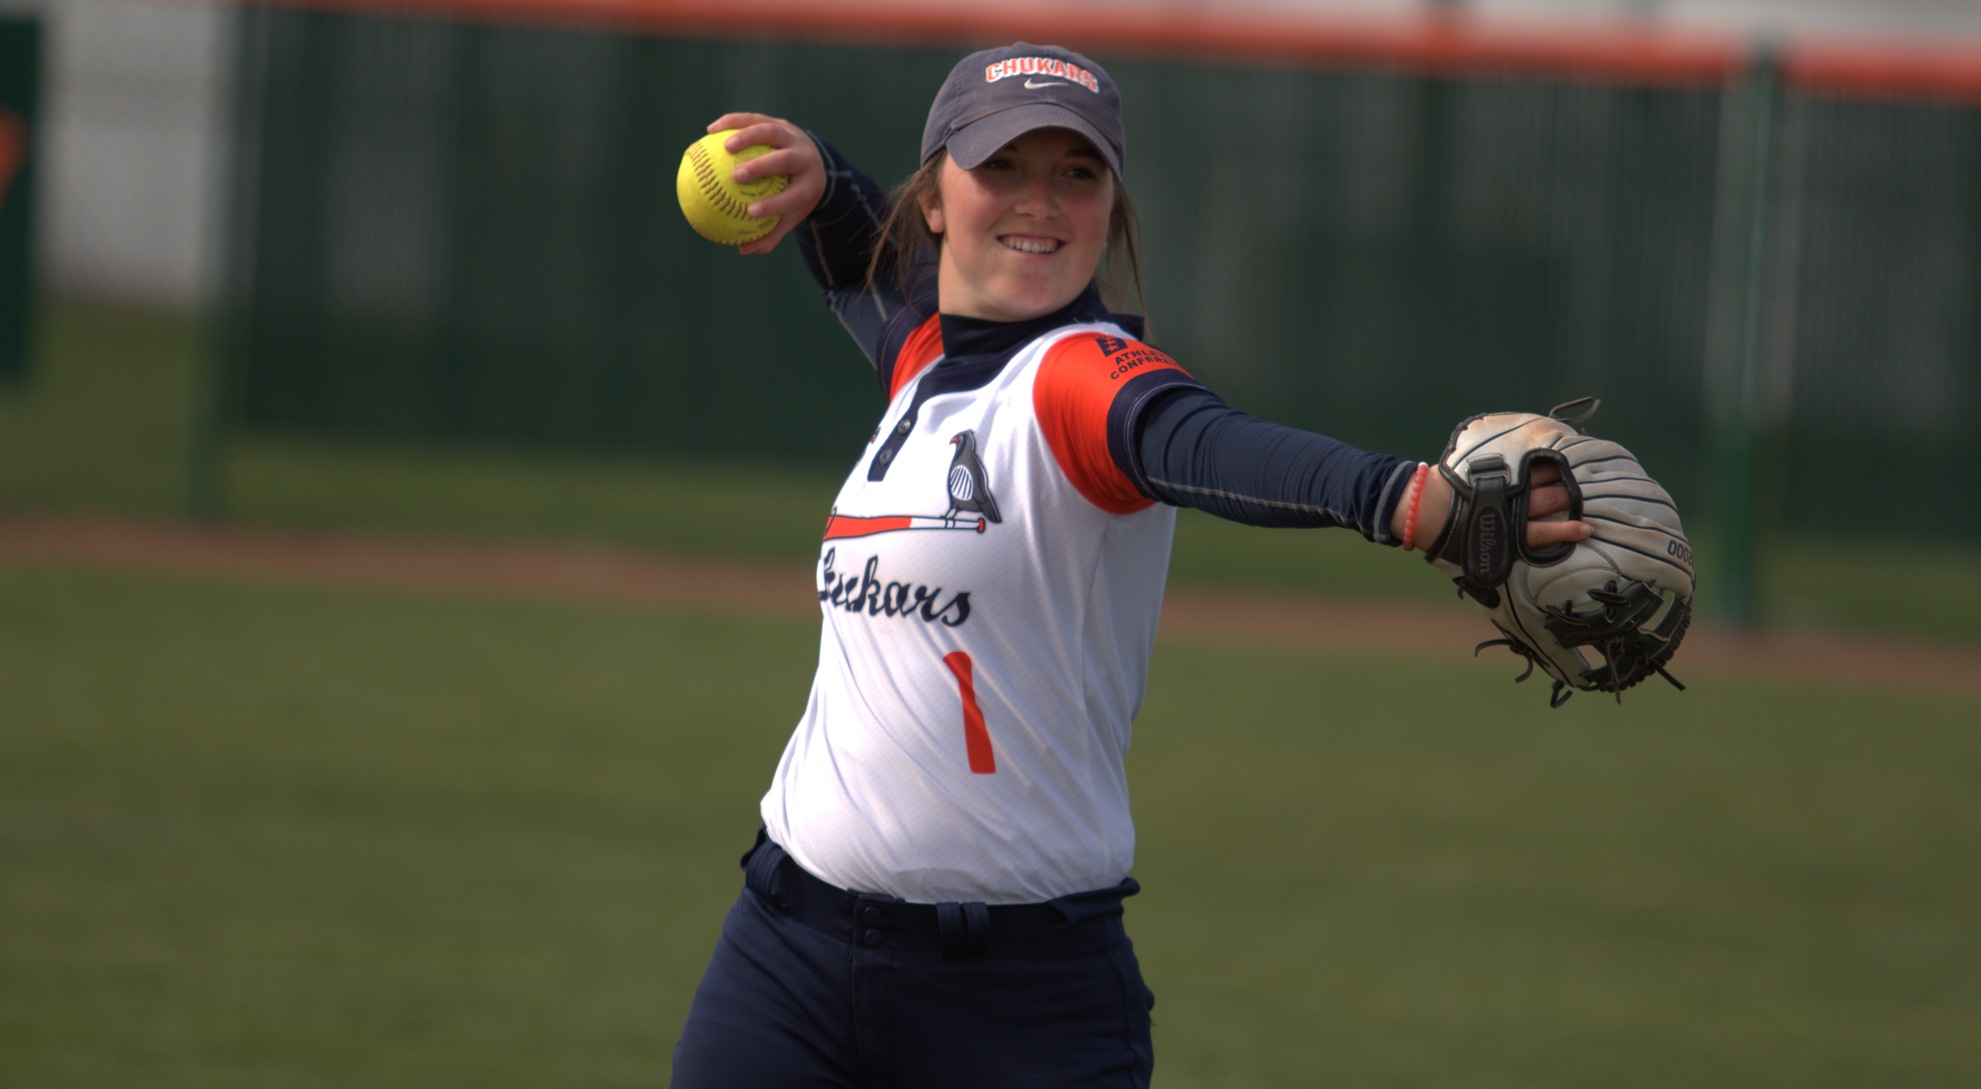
[741,831,1136,961]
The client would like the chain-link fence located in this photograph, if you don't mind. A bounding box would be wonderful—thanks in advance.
[213,7,1980,555]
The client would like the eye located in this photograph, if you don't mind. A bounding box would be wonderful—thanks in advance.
[978,156,1014,172]
[1064,164,1100,182]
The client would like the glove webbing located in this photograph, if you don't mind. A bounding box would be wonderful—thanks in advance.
[1564,585,1691,698]
[1477,583,1689,707]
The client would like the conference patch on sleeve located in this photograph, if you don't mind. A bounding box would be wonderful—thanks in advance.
[1034,333,1192,514]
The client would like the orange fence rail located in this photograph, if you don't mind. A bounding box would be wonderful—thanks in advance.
[198,0,1981,101]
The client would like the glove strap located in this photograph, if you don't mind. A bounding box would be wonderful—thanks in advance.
[1452,453,1517,605]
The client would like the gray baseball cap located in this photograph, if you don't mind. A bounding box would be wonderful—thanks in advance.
[920,43,1126,179]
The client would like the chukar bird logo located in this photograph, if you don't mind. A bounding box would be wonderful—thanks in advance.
[819,429,1004,541]
[946,431,1002,525]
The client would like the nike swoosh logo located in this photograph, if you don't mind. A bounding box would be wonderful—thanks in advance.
[1023,79,1065,89]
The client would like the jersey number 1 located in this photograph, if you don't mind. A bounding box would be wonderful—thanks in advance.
[942,651,996,774]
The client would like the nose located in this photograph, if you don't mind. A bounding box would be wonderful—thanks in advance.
[1013,173,1056,217]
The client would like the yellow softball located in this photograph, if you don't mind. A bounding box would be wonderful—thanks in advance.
[677,130,788,245]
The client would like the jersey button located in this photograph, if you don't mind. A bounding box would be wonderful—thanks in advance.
[860,905,883,923]
[861,928,883,946]
[877,448,894,464]
[895,419,912,435]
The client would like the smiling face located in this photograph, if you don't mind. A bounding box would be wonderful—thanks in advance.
[917,128,1116,323]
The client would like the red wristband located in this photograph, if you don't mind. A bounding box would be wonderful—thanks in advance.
[1402,462,1429,552]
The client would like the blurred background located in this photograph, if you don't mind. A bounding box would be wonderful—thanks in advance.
[2,2,1978,1087]
[4,0,1980,629]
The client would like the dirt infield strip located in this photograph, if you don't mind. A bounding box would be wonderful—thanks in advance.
[4,514,1977,700]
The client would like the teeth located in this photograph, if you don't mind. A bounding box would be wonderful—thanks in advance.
[1002,237,1060,254]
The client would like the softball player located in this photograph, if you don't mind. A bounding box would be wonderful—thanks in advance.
[670,42,1590,1088]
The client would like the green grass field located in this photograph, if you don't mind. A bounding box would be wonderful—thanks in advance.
[5,300,1980,1085]
[3,561,1976,1088]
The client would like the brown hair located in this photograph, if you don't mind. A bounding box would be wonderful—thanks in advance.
[863,150,1151,327]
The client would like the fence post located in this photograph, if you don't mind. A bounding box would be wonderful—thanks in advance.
[1704,41,1781,629]
[186,4,266,521]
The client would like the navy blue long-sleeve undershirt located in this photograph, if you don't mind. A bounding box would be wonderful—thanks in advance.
[1131,387,1411,538]
[793,134,1414,545]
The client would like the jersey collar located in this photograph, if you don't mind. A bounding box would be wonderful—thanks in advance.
[864,286,1145,484]
[936,285,1144,367]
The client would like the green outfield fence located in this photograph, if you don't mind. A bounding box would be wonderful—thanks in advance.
[210,2,1981,621]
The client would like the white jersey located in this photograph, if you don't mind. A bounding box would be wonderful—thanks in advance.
[761,316,1194,904]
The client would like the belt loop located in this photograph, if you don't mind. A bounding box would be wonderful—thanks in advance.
[936,902,965,958]
[743,834,791,912]
[936,900,993,960]
[962,902,991,958]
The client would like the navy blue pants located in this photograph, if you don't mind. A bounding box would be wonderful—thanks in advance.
[669,833,1156,1088]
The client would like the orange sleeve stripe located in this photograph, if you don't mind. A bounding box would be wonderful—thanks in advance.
[1034,334,1189,515]
[888,315,945,402]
